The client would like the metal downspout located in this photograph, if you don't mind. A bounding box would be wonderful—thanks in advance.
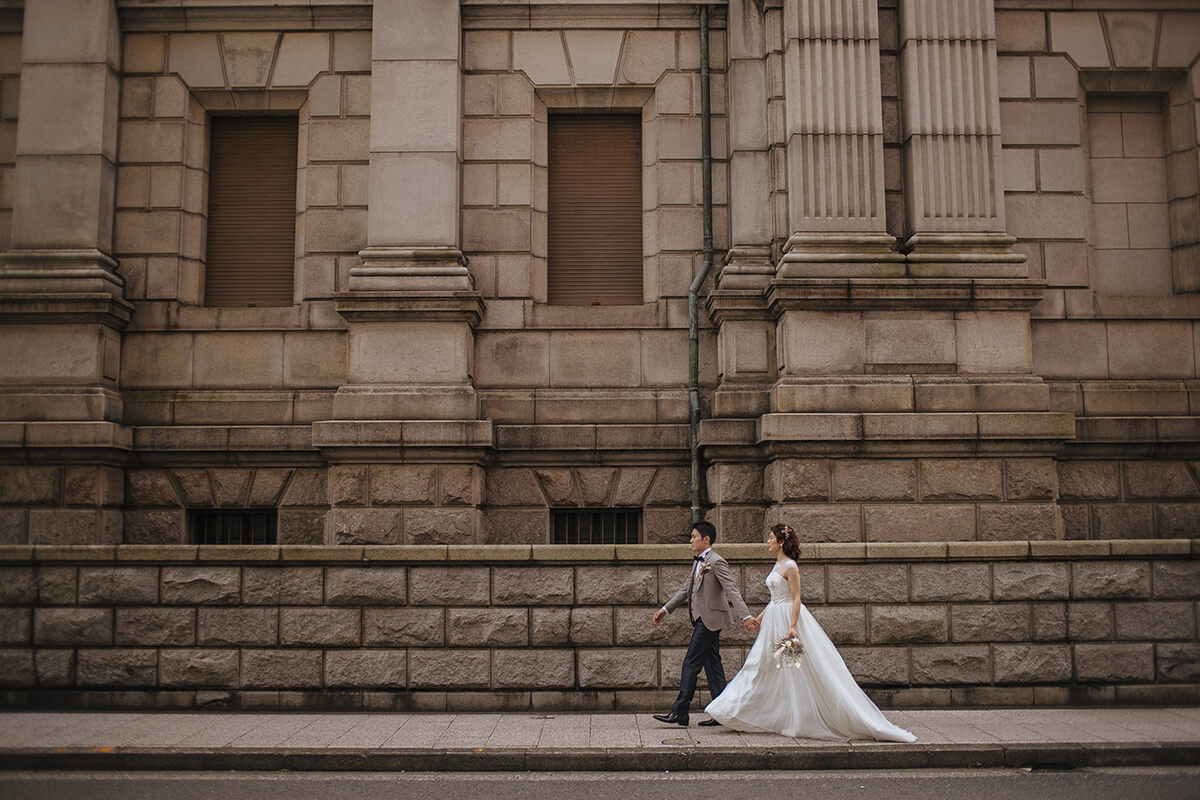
[689,4,714,524]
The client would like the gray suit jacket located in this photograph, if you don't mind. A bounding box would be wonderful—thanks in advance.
[664,549,751,632]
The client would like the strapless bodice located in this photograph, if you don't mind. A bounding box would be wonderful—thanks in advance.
[766,567,793,603]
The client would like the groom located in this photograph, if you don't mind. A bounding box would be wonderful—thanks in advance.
[652,520,757,727]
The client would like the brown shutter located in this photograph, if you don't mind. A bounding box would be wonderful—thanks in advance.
[204,117,298,307]
[548,114,643,305]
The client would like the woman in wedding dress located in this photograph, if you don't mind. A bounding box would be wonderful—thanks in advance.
[704,523,916,742]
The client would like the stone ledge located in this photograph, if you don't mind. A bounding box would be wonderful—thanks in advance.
[133,426,316,452]
[755,413,1075,443]
[2,540,1194,565]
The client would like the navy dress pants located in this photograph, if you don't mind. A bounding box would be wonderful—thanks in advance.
[670,619,727,717]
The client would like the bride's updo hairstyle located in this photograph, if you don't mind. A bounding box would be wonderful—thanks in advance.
[770,523,801,562]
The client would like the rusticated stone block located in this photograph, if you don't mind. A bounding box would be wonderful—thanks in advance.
[979,504,1061,541]
[840,646,909,684]
[35,567,76,605]
[0,466,58,503]
[994,563,1069,600]
[243,567,322,605]
[406,508,478,545]
[1058,462,1119,500]
[447,607,527,646]
[326,650,406,688]
[125,470,180,506]
[774,505,860,542]
[34,608,111,645]
[211,470,252,507]
[911,645,991,684]
[1157,504,1200,538]
[765,459,830,502]
[159,649,238,687]
[1068,602,1114,640]
[1156,643,1200,681]
[994,644,1072,683]
[161,566,240,604]
[0,608,30,644]
[612,468,657,506]
[278,510,326,545]
[1152,562,1200,599]
[828,564,907,603]
[1114,602,1195,641]
[328,508,403,545]
[326,567,406,605]
[808,606,867,644]
[439,465,483,506]
[576,468,618,506]
[409,649,490,688]
[483,509,546,544]
[711,505,765,544]
[363,608,444,646]
[35,649,74,687]
[1032,602,1067,641]
[1074,643,1154,682]
[29,510,101,545]
[492,567,573,605]
[198,607,278,646]
[618,605,692,647]
[1072,562,1150,599]
[578,648,657,688]
[531,608,569,645]
[76,648,156,687]
[1006,460,1058,501]
[641,507,692,544]
[64,466,124,506]
[328,465,368,506]
[870,606,948,644]
[534,469,576,506]
[1091,504,1154,539]
[410,567,489,606]
[707,464,763,504]
[910,563,991,602]
[0,567,36,603]
[248,469,291,507]
[919,460,1002,501]
[174,470,212,507]
[951,604,1030,642]
[493,650,575,689]
[0,510,25,544]
[576,566,656,605]
[569,607,614,646]
[280,469,327,506]
[0,650,34,686]
[116,607,194,646]
[123,509,185,544]
[79,567,158,605]
[241,649,323,688]
[485,468,545,506]
[863,505,975,542]
[645,467,688,505]
[833,460,916,501]
[280,608,360,646]
[371,465,437,505]
[1124,462,1200,500]
[1061,504,1089,540]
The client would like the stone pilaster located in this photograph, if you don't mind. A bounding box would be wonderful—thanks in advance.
[777,0,903,277]
[897,0,1025,276]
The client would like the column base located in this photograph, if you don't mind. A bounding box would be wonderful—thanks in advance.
[719,245,776,289]
[900,233,1028,278]
[778,233,905,278]
[352,247,473,292]
[0,249,125,296]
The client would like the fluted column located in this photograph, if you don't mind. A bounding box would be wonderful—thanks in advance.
[777,0,903,276]
[897,0,1025,276]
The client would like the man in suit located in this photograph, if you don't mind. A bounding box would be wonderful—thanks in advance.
[652,520,757,727]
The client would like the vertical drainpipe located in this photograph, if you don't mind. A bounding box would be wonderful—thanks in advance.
[689,4,714,524]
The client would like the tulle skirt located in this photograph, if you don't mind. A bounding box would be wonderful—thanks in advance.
[705,600,916,742]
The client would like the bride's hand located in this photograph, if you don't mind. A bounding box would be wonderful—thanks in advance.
[788,626,797,639]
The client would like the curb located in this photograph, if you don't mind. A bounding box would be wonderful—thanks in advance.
[2,743,1198,772]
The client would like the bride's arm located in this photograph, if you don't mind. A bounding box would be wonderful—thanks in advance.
[785,565,802,636]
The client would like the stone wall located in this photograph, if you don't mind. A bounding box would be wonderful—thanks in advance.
[1,541,1196,711]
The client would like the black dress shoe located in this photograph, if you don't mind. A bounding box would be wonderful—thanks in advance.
[698,719,721,727]
[653,712,689,726]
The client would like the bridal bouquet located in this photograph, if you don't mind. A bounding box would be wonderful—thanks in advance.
[772,636,805,669]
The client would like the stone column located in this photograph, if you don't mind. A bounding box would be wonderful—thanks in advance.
[777,0,903,276]
[0,0,130,427]
[329,0,486,424]
[897,0,1025,276]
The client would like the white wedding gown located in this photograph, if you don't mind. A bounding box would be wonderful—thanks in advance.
[705,561,916,742]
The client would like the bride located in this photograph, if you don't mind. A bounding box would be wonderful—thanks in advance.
[704,523,916,742]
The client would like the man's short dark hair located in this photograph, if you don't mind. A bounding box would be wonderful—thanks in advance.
[692,521,717,544]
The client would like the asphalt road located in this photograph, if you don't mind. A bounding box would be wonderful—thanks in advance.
[2,768,1199,800]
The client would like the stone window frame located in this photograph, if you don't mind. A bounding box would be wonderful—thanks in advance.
[1077,70,1200,296]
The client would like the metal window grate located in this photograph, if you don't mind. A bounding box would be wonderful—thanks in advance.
[551,509,639,545]
[192,510,277,545]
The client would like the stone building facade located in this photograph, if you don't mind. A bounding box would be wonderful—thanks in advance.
[0,0,1198,709]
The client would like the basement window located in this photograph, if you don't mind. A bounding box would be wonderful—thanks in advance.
[192,510,277,545]
[551,509,639,545]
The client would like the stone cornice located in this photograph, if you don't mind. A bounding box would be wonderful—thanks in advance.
[333,292,487,327]
[116,1,371,31]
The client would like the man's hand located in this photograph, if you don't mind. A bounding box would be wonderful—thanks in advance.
[743,618,760,633]
[653,608,666,626]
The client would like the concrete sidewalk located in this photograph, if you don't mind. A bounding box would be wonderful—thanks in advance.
[1,708,1198,772]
